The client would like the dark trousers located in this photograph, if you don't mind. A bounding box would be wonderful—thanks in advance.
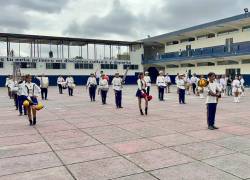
[179,89,185,104]
[115,90,122,108]
[13,93,18,110]
[226,86,232,96]
[41,88,48,100]
[58,84,63,94]
[8,87,12,99]
[158,87,164,101]
[207,103,217,127]
[68,87,73,96]
[101,90,107,104]
[18,95,27,115]
[89,86,96,101]
[146,87,150,95]
[192,83,196,94]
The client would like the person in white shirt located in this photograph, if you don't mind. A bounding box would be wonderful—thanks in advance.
[98,74,109,105]
[23,74,41,126]
[186,76,192,95]
[66,76,75,96]
[175,73,179,84]
[36,74,49,100]
[86,73,97,101]
[17,75,27,116]
[156,71,166,101]
[136,72,148,115]
[232,76,242,103]
[177,74,186,104]
[239,75,245,96]
[205,72,221,130]
[219,75,226,97]
[5,75,12,99]
[144,71,151,95]
[191,74,198,95]
[197,75,206,99]
[112,72,123,108]
[165,73,172,93]
[10,78,19,110]
[57,76,65,94]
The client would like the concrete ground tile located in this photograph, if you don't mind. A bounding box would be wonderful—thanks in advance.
[0,128,38,138]
[171,142,235,160]
[210,136,250,151]
[108,139,163,154]
[0,166,74,180]
[115,173,157,180]
[0,142,51,159]
[151,162,241,180]
[49,136,100,151]
[125,148,193,171]
[68,156,143,180]
[0,152,61,176]
[56,145,117,164]
[219,125,250,135]
[82,125,126,136]
[43,129,86,141]
[0,134,43,147]
[203,153,250,179]
[150,133,201,147]
[76,120,110,129]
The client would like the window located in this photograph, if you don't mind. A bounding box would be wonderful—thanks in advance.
[217,29,239,36]
[180,63,195,67]
[0,62,3,68]
[166,64,179,68]
[17,62,36,69]
[242,59,250,64]
[101,64,117,69]
[46,63,66,69]
[217,60,238,65]
[75,63,93,69]
[197,62,215,67]
[123,64,139,70]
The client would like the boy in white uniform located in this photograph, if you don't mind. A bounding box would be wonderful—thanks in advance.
[17,76,27,116]
[219,75,226,97]
[232,76,242,103]
[57,76,65,94]
[239,75,245,96]
[165,73,172,93]
[66,76,75,96]
[86,73,97,101]
[191,74,198,95]
[36,74,49,100]
[177,74,186,104]
[156,71,166,101]
[144,71,151,95]
[98,74,109,105]
[112,73,123,108]
[206,72,221,130]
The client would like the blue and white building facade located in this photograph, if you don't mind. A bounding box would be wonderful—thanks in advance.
[141,13,250,85]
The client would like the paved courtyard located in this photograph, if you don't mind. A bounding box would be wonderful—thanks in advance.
[0,85,250,180]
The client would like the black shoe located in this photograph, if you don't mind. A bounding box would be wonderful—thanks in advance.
[119,106,123,108]
[213,126,219,129]
[145,108,148,115]
[208,126,215,130]
[29,119,32,126]
[24,113,27,115]
[140,109,144,115]
[33,118,36,125]
[19,113,23,116]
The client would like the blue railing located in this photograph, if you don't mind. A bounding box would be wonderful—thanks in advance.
[144,41,250,64]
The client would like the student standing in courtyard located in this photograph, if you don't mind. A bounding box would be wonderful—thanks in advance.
[232,76,241,103]
[98,74,109,105]
[226,75,232,96]
[165,73,172,93]
[112,72,123,108]
[144,71,151,95]
[17,75,27,116]
[206,72,221,130]
[136,72,148,115]
[156,71,166,101]
[36,74,49,100]
[191,73,198,95]
[57,75,65,94]
[86,73,97,102]
[23,74,41,126]
[177,74,186,104]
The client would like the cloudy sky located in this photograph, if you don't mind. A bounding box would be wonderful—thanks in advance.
[0,0,250,41]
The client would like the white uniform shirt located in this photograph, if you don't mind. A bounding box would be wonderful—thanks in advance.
[18,81,26,96]
[24,82,41,97]
[156,76,166,87]
[144,76,151,87]
[240,78,245,86]
[177,79,186,90]
[112,77,123,91]
[66,77,74,86]
[219,78,226,87]
[99,79,109,90]
[191,76,198,84]
[57,77,64,85]
[87,77,97,86]
[165,76,171,83]
[205,81,220,104]
[137,79,147,90]
[175,76,179,84]
[36,77,49,88]
[232,79,241,93]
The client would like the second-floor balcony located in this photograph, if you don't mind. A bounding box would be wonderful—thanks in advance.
[144,41,250,64]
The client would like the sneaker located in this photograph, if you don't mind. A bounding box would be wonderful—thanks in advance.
[213,126,219,129]
[208,126,215,130]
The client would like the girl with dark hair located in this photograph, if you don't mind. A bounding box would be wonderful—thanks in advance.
[136,73,148,115]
